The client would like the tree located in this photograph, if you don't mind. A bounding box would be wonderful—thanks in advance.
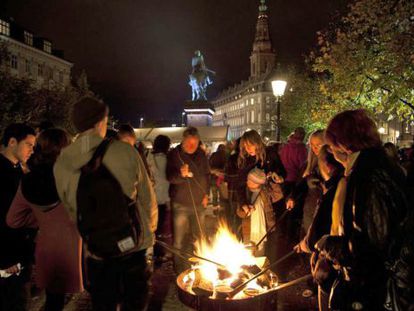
[310,0,414,122]
[0,67,95,135]
[264,66,328,140]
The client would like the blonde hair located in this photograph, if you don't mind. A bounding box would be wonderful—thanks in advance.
[303,129,325,177]
[238,130,266,168]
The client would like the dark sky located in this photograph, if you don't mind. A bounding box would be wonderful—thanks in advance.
[1,0,349,126]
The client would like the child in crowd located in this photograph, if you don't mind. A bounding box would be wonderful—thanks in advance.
[237,168,276,261]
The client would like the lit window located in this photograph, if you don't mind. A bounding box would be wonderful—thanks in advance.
[24,31,33,46]
[0,20,10,36]
[10,55,18,69]
[43,41,52,53]
[251,98,254,105]
[246,111,249,124]
[251,110,255,123]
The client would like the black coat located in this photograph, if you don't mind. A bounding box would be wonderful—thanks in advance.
[323,148,410,310]
[166,145,210,206]
[0,154,36,272]
[304,174,341,252]
[235,151,286,207]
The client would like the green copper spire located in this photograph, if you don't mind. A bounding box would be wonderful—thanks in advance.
[259,0,267,13]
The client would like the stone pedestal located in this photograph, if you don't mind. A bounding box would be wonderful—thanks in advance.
[184,100,215,127]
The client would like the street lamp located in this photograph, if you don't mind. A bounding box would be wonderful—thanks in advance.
[271,80,287,142]
[181,112,186,127]
[140,117,144,128]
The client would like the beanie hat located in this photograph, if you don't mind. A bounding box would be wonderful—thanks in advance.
[248,168,267,185]
[72,97,108,133]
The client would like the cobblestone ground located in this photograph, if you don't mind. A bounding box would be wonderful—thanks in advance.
[28,210,318,311]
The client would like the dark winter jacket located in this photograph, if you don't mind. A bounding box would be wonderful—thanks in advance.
[236,151,286,208]
[209,150,226,171]
[166,145,210,206]
[318,148,410,310]
[303,173,341,253]
[0,154,36,271]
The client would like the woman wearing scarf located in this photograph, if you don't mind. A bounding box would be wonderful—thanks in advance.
[315,110,409,310]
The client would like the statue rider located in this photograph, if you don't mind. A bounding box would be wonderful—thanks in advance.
[189,50,214,101]
[192,50,206,73]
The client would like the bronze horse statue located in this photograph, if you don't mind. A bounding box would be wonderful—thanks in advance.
[189,50,215,101]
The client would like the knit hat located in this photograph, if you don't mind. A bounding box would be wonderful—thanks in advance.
[71,97,108,133]
[248,168,267,185]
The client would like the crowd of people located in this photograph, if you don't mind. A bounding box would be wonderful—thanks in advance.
[0,96,413,311]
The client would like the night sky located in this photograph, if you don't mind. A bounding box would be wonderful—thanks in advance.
[1,0,349,126]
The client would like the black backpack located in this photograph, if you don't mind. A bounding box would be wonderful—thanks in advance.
[76,138,141,258]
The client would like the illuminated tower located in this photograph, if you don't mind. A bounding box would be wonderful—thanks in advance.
[250,0,276,78]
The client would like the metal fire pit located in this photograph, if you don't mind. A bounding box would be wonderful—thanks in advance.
[177,269,278,311]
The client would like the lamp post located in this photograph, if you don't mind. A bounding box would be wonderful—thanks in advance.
[181,112,186,127]
[271,80,287,142]
[140,117,144,128]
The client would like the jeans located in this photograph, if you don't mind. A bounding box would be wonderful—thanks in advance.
[154,203,172,259]
[172,202,206,273]
[86,250,150,311]
[210,176,219,206]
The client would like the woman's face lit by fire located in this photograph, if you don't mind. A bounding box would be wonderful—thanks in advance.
[328,143,352,167]
[243,141,257,157]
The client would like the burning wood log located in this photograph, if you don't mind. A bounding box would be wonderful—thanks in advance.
[215,285,233,299]
[242,264,261,275]
[192,269,214,297]
[217,267,232,280]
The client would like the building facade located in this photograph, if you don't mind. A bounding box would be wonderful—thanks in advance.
[212,1,414,146]
[212,0,278,140]
[0,17,72,89]
[377,116,414,148]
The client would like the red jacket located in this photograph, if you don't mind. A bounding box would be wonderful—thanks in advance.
[280,138,307,183]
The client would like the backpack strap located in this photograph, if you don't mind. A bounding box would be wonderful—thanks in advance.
[83,138,113,172]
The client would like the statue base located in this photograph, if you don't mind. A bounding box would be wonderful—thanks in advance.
[184,100,215,127]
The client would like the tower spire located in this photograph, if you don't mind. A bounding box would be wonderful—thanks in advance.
[250,0,275,77]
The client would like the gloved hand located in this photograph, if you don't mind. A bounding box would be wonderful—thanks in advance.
[315,235,348,265]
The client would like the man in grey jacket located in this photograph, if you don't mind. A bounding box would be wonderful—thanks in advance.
[54,97,157,310]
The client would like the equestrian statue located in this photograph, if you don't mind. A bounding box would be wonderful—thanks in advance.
[189,50,215,101]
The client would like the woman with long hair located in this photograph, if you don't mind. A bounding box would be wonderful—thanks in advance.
[7,129,83,311]
[316,109,411,310]
[286,129,325,232]
[236,130,267,215]
[235,130,286,273]
[295,145,343,310]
